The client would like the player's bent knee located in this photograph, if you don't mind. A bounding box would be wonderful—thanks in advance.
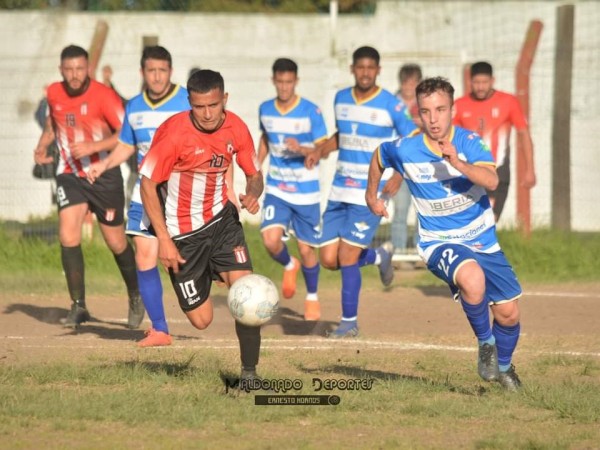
[455,262,486,303]
[187,314,213,330]
[491,300,520,325]
[185,301,214,330]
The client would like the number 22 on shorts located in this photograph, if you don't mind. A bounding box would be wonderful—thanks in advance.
[437,248,459,278]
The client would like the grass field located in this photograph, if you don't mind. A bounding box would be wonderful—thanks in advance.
[1,222,599,449]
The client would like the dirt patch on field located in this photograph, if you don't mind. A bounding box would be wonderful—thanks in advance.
[1,270,599,365]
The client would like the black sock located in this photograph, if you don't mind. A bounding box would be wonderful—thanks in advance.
[235,321,261,371]
[113,241,139,297]
[61,245,85,307]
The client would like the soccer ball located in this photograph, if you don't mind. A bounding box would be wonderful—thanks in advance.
[227,274,280,327]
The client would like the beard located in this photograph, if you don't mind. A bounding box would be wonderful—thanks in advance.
[64,77,91,97]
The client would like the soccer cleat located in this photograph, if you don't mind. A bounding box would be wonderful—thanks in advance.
[127,294,146,329]
[498,365,522,391]
[326,321,359,339]
[63,303,91,329]
[304,300,321,321]
[282,256,300,299]
[137,328,172,348]
[376,241,395,287]
[478,343,500,381]
[240,368,260,382]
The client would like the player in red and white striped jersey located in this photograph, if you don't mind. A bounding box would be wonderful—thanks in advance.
[33,45,143,330]
[453,61,536,221]
[140,69,265,381]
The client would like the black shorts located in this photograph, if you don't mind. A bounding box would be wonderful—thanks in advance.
[55,168,125,226]
[487,160,511,219]
[487,181,509,220]
[169,202,253,312]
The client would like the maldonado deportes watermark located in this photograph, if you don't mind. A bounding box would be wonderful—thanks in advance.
[224,377,375,406]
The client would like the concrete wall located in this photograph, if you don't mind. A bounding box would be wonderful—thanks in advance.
[1,1,599,230]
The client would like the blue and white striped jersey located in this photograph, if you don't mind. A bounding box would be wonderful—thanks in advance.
[259,96,328,205]
[378,126,500,261]
[330,87,416,206]
[118,85,189,204]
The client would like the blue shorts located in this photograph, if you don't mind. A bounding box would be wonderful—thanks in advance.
[260,194,321,247]
[126,200,154,239]
[321,200,381,248]
[427,243,522,304]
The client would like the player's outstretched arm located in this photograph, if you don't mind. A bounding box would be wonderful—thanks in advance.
[70,130,121,160]
[239,171,264,215]
[305,132,339,169]
[225,164,240,211]
[257,133,269,167]
[140,175,186,273]
[87,141,135,184]
[439,139,499,191]
[366,150,389,218]
[33,116,56,165]
[517,129,536,189]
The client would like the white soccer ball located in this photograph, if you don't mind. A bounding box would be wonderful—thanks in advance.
[227,274,280,327]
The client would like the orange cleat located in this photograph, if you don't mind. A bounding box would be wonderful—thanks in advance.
[304,300,321,321]
[282,256,300,299]
[137,328,173,348]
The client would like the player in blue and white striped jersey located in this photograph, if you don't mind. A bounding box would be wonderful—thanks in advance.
[258,58,328,321]
[88,46,189,347]
[307,46,417,338]
[367,77,523,391]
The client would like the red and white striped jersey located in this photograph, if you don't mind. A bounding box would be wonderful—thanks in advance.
[453,90,527,170]
[47,79,124,178]
[140,111,259,237]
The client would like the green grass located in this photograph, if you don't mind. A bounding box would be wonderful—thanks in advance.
[1,220,599,295]
[1,219,599,448]
[0,349,598,449]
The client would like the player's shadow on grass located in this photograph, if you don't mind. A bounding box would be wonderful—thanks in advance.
[4,303,69,325]
[267,305,338,337]
[210,294,338,337]
[3,303,147,340]
[300,364,487,396]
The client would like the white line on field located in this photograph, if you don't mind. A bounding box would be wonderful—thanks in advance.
[7,336,600,358]
[525,291,600,298]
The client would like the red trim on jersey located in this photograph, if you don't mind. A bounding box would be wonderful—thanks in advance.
[177,171,194,234]
[47,79,124,178]
[453,90,527,164]
[140,110,258,237]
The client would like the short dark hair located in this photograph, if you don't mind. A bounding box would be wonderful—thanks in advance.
[416,77,455,105]
[60,45,88,61]
[470,61,493,77]
[352,46,380,65]
[188,66,201,78]
[399,64,422,83]
[272,58,298,75]
[141,45,172,69]
[187,69,224,94]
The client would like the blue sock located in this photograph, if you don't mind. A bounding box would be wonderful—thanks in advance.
[341,263,361,321]
[460,297,493,344]
[358,248,376,267]
[137,267,168,334]
[493,321,521,371]
[301,263,319,295]
[272,245,291,266]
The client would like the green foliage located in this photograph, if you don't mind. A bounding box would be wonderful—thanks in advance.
[1,221,599,295]
[497,228,600,282]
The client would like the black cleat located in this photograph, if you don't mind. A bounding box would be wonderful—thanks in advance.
[498,365,522,391]
[63,304,90,329]
[127,294,145,329]
[478,343,500,381]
